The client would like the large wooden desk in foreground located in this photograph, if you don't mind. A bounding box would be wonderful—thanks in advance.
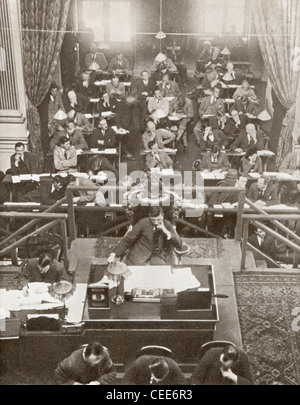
[81,261,219,362]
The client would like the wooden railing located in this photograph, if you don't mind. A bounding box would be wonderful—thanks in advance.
[66,184,246,242]
[0,197,69,269]
[240,197,300,270]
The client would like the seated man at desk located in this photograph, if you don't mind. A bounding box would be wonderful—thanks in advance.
[86,155,118,179]
[105,77,126,99]
[222,62,243,84]
[247,175,280,208]
[21,251,64,284]
[90,118,117,149]
[47,82,65,127]
[53,137,78,173]
[158,73,180,98]
[20,175,66,205]
[142,121,175,150]
[232,78,258,104]
[150,52,178,83]
[63,89,89,114]
[240,146,263,176]
[9,142,41,175]
[248,227,277,259]
[148,89,170,125]
[67,109,93,132]
[231,95,258,117]
[74,70,98,99]
[85,42,108,71]
[145,141,174,172]
[98,92,117,115]
[54,342,116,385]
[190,344,253,385]
[230,123,266,152]
[195,118,226,152]
[65,121,88,150]
[201,69,223,96]
[193,144,231,172]
[107,206,182,265]
[108,51,130,76]
[223,109,247,147]
[169,94,194,153]
[123,356,187,385]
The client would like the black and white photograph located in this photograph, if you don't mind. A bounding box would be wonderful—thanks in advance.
[0,0,300,387]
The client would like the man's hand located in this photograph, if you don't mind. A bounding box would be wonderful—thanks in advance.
[156,222,171,239]
[221,368,238,384]
[107,253,116,264]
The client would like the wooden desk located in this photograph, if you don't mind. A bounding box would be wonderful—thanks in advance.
[83,261,219,361]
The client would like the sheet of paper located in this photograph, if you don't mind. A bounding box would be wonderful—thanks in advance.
[265,204,295,210]
[101,111,113,117]
[19,174,32,181]
[85,113,93,119]
[31,174,40,182]
[89,98,100,103]
[222,203,233,209]
[11,176,20,183]
[161,169,174,176]
[76,149,83,155]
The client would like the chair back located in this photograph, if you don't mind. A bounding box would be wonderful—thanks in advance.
[197,340,236,361]
[136,345,175,360]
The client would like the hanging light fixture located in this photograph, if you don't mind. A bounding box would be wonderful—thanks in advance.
[155,0,166,49]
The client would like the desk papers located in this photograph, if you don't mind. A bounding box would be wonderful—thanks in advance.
[124,266,200,294]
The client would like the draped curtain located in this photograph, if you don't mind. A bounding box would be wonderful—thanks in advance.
[252,0,300,165]
[21,0,70,159]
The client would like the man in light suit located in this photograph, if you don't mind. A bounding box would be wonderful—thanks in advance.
[84,43,108,71]
[108,51,130,75]
[148,89,170,123]
[105,77,126,99]
[107,206,182,265]
[169,94,194,153]
[145,141,174,172]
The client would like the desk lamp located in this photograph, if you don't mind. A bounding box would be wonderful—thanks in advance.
[49,280,76,321]
[53,109,67,121]
[107,262,131,305]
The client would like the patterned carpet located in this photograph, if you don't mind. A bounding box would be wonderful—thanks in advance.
[234,273,300,385]
[94,236,223,259]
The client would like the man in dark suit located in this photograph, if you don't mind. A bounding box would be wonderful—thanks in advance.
[98,92,117,115]
[145,142,174,172]
[89,118,116,149]
[247,176,280,208]
[9,142,41,175]
[231,95,258,116]
[196,118,226,152]
[20,175,66,205]
[73,71,98,99]
[63,90,89,114]
[107,206,182,265]
[123,356,186,385]
[248,228,276,259]
[223,109,247,147]
[190,344,253,385]
[108,51,131,76]
[230,123,267,152]
[132,70,156,129]
[84,43,108,71]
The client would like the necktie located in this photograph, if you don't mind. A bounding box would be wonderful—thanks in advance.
[64,151,68,160]
[144,81,148,86]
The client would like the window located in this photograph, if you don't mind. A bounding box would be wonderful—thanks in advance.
[204,0,246,34]
[82,0,105,42]
[109,1,131,42]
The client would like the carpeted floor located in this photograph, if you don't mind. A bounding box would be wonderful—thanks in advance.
[234,272,300,385]
[94,236,223,259]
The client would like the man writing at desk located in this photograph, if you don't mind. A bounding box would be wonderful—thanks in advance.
[107,206,183,265]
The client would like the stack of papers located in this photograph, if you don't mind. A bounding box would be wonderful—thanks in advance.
[11,174,41,183]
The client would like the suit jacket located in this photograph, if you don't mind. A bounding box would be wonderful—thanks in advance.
[169,97,194,118]
[279,151,299,174]
[230,130,265,151]
[148,98,169,116]
[68,129,88,150]
[74,78,98,99]
[108,57,130,72]
[248,233,276,258]
[199,96,225,118]
[54,346,116,385]
[199,151,231,172]
[199,129,226,152]
[86,156,118,178]
[85,52,108,71]
[231,99,258,116]
[10,152,41,175]
[62,92,89,114]
[105,82,126,98]
[20,180,64,205]
[22,258,64,284]
[132,79,156,101]
[48,92,65,123]
[246,182,280,206]
[190,348,253,385]
[223,116,246,137]
[113,217,182,265]
[123,355,186,385]
[89,127,117,149]
[240,156,263,176]
[207,179,240,205]
[158,81,180,98]
[145,151,173,171]
[53,146,77,172]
